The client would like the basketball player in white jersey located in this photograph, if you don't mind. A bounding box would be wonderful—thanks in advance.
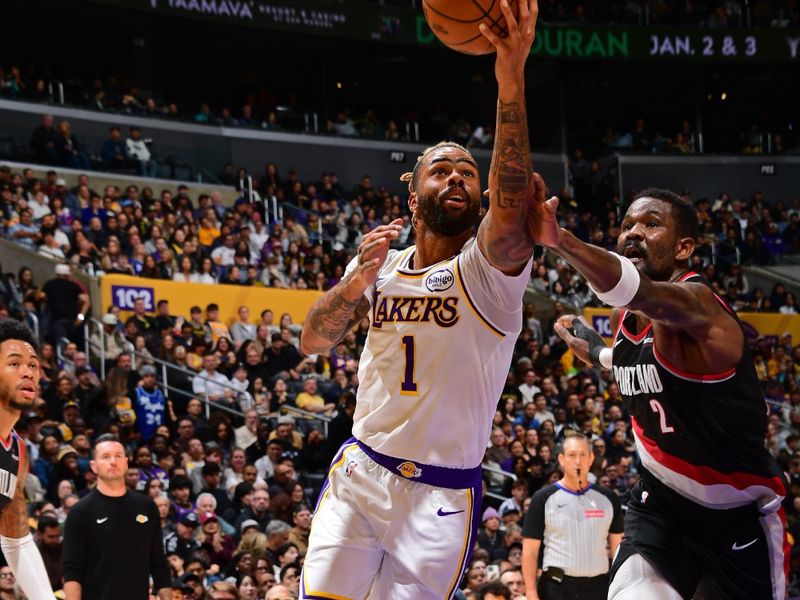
[299,2,541,598]
[0,319,56,599]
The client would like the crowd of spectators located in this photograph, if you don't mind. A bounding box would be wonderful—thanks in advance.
[0,64,415,147]
[0,154,797,596]
[592,115,800,157]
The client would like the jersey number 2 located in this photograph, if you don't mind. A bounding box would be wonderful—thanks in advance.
[401,335,418,395]
[649,399,675,434]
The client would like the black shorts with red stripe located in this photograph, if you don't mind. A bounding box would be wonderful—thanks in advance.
[610,474,789,600]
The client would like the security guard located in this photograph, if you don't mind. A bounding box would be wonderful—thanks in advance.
[521,434,623,600]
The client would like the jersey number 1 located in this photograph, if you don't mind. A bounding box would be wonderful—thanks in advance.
[401,335,418,395]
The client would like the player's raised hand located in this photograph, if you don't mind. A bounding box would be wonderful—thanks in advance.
[352,218,403,288]
[554,314,608,368]
[526,172,561,248]
[479,0,538,85]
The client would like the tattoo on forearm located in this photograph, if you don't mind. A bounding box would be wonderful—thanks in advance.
[478,214,534,269]
[305,275,370,353]
[492,100,531,209]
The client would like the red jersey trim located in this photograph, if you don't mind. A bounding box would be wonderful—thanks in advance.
[15,431,24,467]
[612,310,626,341]
[652,343,736,383]
[0,432,15,452]
[620,317,653,344]
[633,418,785,494]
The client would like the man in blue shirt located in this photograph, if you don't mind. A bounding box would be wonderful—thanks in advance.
[100,126,129,170]
[134,365,166,442]
[8,209,40,250]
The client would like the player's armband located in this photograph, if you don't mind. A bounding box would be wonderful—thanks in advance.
[589,254,640,307]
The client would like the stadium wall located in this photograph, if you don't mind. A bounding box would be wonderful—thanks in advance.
[0,99,568,195]
[617,154,800,202]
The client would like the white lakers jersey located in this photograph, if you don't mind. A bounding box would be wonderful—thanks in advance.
[349,238,531,469]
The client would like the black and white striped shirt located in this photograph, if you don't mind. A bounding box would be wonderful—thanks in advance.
[522,483,623,577]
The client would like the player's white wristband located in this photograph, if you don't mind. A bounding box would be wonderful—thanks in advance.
[598,347,613,369]
[589,254,641,307]
[1,534,56,600]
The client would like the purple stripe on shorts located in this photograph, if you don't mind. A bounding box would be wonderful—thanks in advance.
[355,438,482,490]
[312,438,358,514]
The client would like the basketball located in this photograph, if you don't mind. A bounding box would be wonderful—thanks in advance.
[423,0,521,55]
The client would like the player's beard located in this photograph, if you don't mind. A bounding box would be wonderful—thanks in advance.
[416,186,480,237]
[621,241,675,282]
[0,379,33,411]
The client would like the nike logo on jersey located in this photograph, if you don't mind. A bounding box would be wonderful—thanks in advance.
[732,538,758,551]
[437,508,465,517]
[614,338,624,347]
[96,517,108,524]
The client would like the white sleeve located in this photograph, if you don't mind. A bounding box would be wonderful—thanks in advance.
[458,239,532,334]
[1,534,55,599]
[192,375,205,395]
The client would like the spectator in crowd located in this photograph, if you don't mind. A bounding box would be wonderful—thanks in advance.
[40,263,89,346]
[193,355,233,404]
[35,515,63,592]
[234,487,273,539]
[8,208,39,250]
[100,126,130,170]
[0,565,19,600]
[294,377,335,415]
[54,120,91,170]
[133,365,166,442]
[125,126,157,177]
[31,114,59,164]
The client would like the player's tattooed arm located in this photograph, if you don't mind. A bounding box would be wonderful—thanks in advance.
[477,99,535,274]
[301,272,371,355]
[301,219,401,355]
[0,455,30,538]
[477,0,538,275]
[493,100,531,210]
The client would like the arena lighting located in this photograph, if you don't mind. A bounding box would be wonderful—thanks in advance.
[336,82,343,89]
[721,92,728,100]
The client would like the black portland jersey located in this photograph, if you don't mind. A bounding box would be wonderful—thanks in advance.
[0,432,22,514]
[612,272,785,511]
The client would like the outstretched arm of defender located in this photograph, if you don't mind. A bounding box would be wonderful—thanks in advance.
[475,0,539,275]
[300,220,402,355]
[0,458,56,600]
[529,183,734,336]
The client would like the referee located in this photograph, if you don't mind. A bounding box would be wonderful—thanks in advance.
[521,434,623,600]
[63,434,172,600]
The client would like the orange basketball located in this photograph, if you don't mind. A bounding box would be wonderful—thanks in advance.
[423,0,521,55]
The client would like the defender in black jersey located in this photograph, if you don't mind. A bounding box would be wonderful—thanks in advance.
[0,319,54,600]
[528,184,787,599]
